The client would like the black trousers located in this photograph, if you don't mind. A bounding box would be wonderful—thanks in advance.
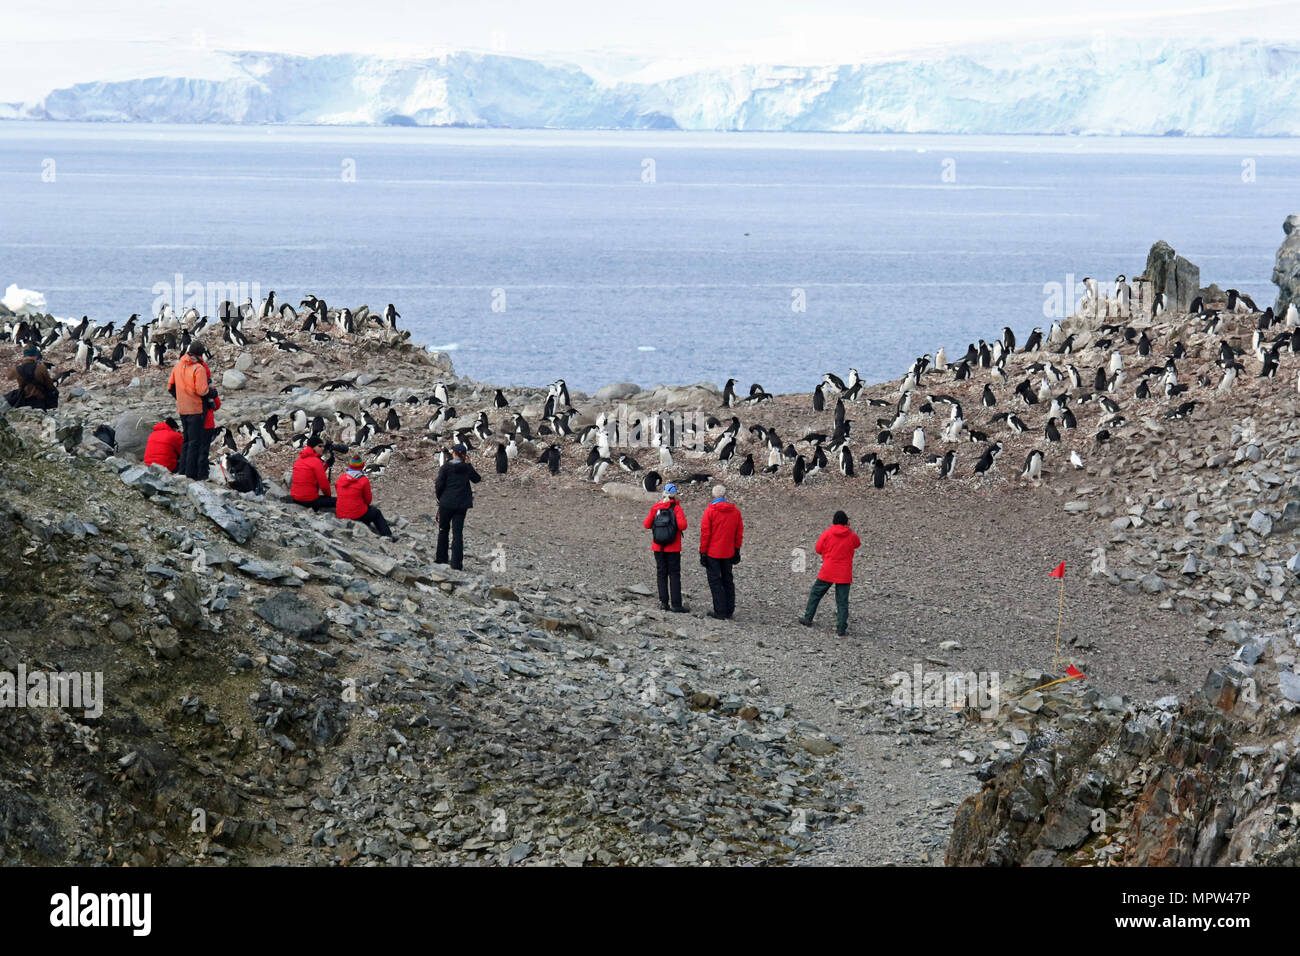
[436,507,467,568]
[357,506,393,538]
[654,550,682,608]
[293,495,337,512]
[704,556,736,617]
[178,414,210,479]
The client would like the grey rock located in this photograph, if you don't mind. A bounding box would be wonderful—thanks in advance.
[1142,240,1201,312]
[222,369,247,390]
[594,382,641,402]
[1273,213,1300,316]
[256,592,329,642]
[1278,670,1300,704]
[186,482,255,544]
[111,407,158,459]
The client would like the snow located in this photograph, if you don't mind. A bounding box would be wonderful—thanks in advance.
[7,37,1300,136]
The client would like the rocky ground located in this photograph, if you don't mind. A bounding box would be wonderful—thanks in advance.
[6,226,1300,865]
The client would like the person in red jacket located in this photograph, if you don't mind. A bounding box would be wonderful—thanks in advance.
[698,484,743,620]
[642,482,689,613]
[335,456,393,537]
[142,418,183,472]
[800,510,861,636]
[290,436,336,511]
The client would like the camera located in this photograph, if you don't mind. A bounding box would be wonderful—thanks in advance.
[324,442,350,454]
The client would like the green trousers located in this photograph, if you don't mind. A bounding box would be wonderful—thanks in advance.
[804,579,850,633]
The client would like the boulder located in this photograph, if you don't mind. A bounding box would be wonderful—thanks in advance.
[1272,214,1300,317]
[222,369,247,390]
[1141,240,1200,312]
[595,382,641,402]
[256,591,329,642]
[111,407,162,459]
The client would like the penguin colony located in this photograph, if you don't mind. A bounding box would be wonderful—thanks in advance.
[5,285,1294,497]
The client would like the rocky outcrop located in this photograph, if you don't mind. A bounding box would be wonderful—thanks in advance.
[947,646,1300,866]
[1142,240,1201,312]
[1272,214,1300,318]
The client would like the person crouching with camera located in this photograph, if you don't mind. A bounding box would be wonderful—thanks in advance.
[290,435,338,511]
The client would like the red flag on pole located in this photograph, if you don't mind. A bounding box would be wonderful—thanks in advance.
[1049,561,1065,578]
[1066,664,1086,679]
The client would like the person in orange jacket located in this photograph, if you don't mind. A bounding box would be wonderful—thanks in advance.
[698,484,743,620]
[167,342,217,479]
[290,436,336,511]
[799,510,861,636]
[335,456,393,537]
[142,418,184,472]
[642,482,689,613]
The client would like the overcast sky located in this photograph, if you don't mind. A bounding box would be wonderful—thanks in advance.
[3,0,1298,100]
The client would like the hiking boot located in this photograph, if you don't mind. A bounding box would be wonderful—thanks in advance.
[799,617,813,626]
[706,611,726,620]
[670,604,690,613]
[660,602,671,611]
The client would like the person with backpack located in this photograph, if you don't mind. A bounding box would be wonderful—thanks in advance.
[434,443,480,568]
[336,455,393,537]
[290,436,336,511]
[643,482,689,613]
[799,510,862,636]
[142,418,184,472]
[6,346,58,410]
[167,342,217,480]
[698,484,743,620]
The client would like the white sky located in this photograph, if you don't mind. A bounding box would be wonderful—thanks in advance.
[3,0,1299,101]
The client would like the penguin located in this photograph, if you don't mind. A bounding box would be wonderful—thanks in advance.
[939,449,956,479]
[716,431,736,462]
[385,408,401,431]
[722,378,738,407]
[1044,419,1061,443]
[981,384,996,407]
[792,455,807,485]
[838,446,853,477]
[493,388,509,408]
[505,437,519,461]
[973,442,1004,476]
[641,470,662,493]
[1021,449,1043,481]
[545,445,562,475]
[658,444,673,471]
[495,442,509,475]
[871,458,887,489]
[1061,407,1077,429]
[617,454,642,472]
[764,446,781,473]
[823,372,847,393]
[588,457,612,483]
[1007,414,1028,434]
[511,413,533,441]
[134,345,149,368]
[1023,328,1042,353]
[1070,450,1084,469]
[739,453,755,477]
[1261,350,1278,378]
[812,383,825,412]
[383,303,400,329]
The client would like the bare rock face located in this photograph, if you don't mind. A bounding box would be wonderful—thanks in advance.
[1272,213,1300,317]
[947,653,1300,867]
[1142,240,1201,312]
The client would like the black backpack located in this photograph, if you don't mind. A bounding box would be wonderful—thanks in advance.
[651,503,678,546]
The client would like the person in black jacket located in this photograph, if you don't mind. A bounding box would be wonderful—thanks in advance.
[434,444,481,570]
[6,347,59,410]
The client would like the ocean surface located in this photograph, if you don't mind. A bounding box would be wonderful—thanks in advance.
[1,122,1297,394]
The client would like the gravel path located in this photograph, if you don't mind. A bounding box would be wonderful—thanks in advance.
[387,462,1231,864]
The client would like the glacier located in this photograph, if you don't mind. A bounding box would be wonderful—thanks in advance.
[6,37,1300,136]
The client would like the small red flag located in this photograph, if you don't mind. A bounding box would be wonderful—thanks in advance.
[1049,561,1065,579]
[1066,664,1086,679]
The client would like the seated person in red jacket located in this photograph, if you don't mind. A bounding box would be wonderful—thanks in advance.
[799,510,862,636]
[335,455,393,537]
[290,436,337,511]
[142,418,184,472]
